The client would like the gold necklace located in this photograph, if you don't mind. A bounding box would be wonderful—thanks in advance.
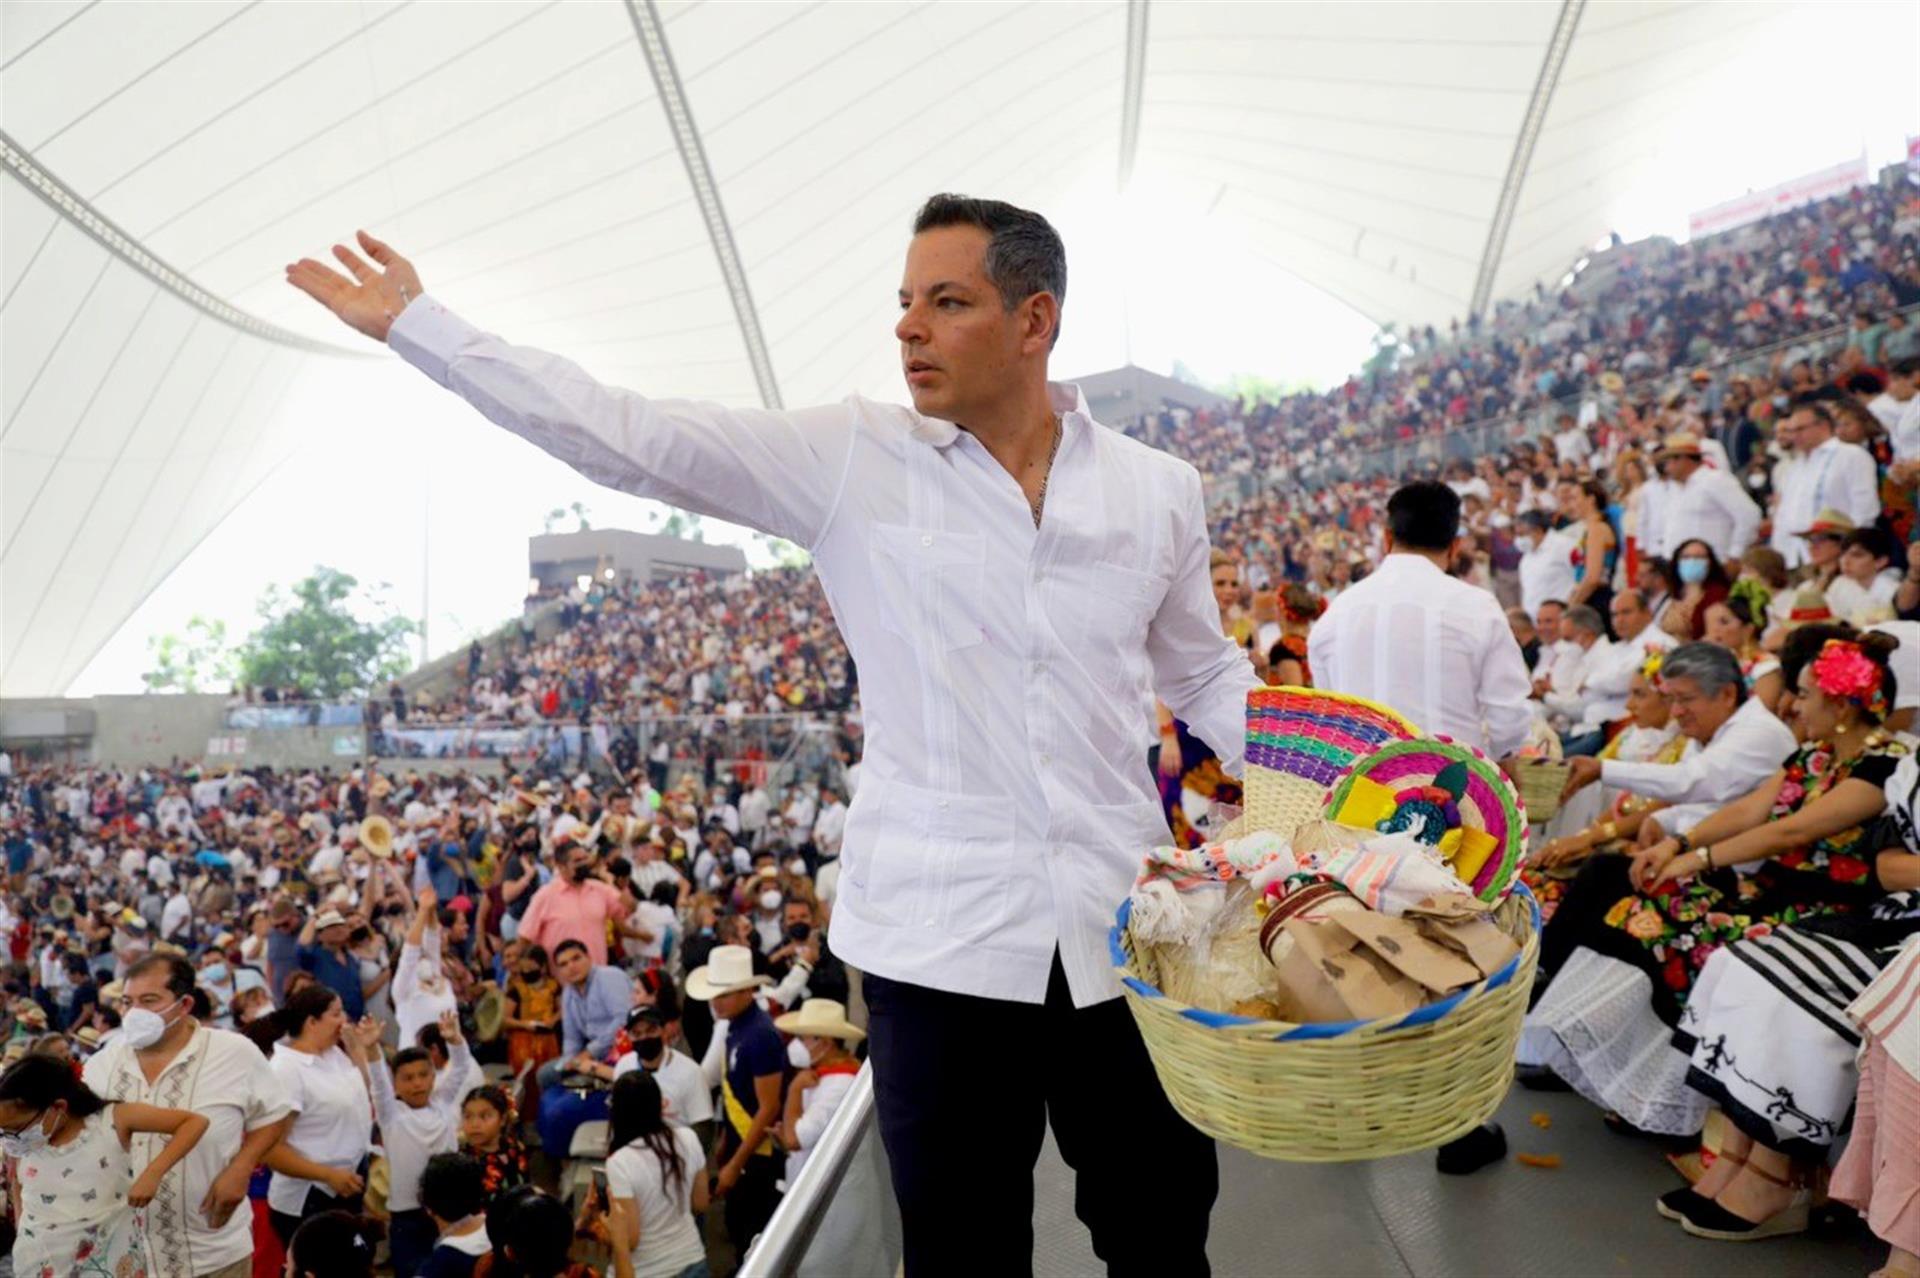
[1030,413,1062,529]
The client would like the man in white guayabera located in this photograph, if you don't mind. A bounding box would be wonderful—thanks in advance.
[288,196,1258,1276]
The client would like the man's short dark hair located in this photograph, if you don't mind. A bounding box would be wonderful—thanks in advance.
[552,938,588,962]
[912,194,1067,348]
[391,1046,432,1075]
[125,953,197,1011]
[418,1152,485,1223]
[1386,481,1461,552]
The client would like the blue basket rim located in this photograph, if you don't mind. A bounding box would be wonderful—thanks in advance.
[1109,882,1540,1042]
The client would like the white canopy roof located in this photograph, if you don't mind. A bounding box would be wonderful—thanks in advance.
[1,0,1903,694]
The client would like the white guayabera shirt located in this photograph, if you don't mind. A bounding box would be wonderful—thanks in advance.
[388,297,1258,1006]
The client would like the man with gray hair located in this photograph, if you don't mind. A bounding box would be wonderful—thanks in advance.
[1562,641,1795,838]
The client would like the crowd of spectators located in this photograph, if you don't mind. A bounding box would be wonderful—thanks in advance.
[4,180,1920,1275]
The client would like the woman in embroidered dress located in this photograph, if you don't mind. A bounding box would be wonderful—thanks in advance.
[1647,744,1920,1242]
[1704,580,1784,714]
[1266,584,1323,689]
[0,1051,209,1278]
[1520,636,1905,1134]
[1526,660,1686,921]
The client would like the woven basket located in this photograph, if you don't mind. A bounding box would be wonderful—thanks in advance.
[1511,758,1571,823]
[1112,884,1541,1162]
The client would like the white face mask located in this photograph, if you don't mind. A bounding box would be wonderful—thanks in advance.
[759,889,782,912]
[121,998,182,1050]
[0,1107,57,1159]
[785,859,806,877]
[1514,534,1537,554]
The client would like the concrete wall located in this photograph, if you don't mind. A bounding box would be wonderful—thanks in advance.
[1,694,227,768]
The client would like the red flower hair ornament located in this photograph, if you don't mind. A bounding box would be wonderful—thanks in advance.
[1810,639,1889,721]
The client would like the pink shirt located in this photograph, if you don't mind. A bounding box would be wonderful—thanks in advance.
[519,878,625,966]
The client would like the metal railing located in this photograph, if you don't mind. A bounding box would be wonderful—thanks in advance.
[739,1064,901,1277]
[367,711,861,791]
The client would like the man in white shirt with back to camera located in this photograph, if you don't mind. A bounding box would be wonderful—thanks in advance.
[1307,479,1535,1175]
[1311,482,1535,760]
[288,193,1256,1275]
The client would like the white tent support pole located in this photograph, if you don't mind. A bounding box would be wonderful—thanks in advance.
[1467,0,1584,319]
[0,130,374,360]
[1118,0,1150,192]
[624,0,784,410]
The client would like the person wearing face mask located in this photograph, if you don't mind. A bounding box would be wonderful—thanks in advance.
[0,1052,211,1278]
[1516,509,1580,625]
[394,885,459,1052]
[610,1005,713,1143]
[81,952,292,1277]
[749,873,786,953]
[198,938,238,1026]
[516,838,640,969]
[775,999,866,1183]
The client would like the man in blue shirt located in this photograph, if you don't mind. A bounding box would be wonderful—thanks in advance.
[688,944,784,1260]
[297,907,365,1019]
[545,938,631,1089]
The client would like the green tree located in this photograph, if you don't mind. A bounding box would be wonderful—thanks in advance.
[233,567,417,699]
[141,615,236,693]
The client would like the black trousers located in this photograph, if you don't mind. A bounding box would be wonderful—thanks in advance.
[867,955,1216,1277]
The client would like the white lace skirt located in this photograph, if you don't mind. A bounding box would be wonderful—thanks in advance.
[1519,946,1709,1135]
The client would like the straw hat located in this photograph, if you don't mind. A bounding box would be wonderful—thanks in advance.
[364,1155,391,1218]
[1788,586,1834,625]
[369,776,393,799]
[1655,432,1704,459]
[773,998,866,1044]
[99,980,125,1003]
[472,987,506,1043]
[50,893,74,920]
[311,908,349,932]
[72,1026,102,1049]
[358,815,395,860]
[685,945,771,1000]
[1796,509,1855,539]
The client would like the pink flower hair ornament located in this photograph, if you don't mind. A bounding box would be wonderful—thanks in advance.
[1810,639,1889,721]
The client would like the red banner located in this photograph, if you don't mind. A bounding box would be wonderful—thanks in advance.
[1687,156,1870,239]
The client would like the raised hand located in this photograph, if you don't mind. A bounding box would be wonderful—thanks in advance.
[284,230,423,344]
[438,1007,463,1046]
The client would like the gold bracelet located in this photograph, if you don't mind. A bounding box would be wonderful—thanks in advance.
[1598,821,1618,840]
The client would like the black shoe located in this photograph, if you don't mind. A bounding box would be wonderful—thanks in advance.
[1516,1065,1571,1092]
[1435,1122,1507,1175]
[1656,1186,1712,1223]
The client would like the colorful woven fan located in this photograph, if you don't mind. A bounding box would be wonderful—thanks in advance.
[1242,687,1421,841]
[1321,737,1526,903]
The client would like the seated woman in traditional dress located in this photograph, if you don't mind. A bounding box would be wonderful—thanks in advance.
[1703,579,1784,714]
[1526,660,1685,921]
[1520,636,1906,1135]
[1648,736,1920,1242]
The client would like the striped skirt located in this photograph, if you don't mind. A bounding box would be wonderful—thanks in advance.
[1674,893,1920,1160]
